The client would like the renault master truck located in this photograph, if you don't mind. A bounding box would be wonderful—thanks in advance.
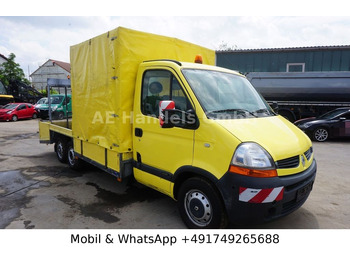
[39,27,316,228]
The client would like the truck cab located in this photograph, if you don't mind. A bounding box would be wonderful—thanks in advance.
[133,60,316,228]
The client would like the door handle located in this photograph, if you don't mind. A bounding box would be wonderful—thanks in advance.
[135,128,143,137]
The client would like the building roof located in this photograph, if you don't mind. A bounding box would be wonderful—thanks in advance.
[216,45,350,53]
[51,59,70,73]
[0,53,8,61]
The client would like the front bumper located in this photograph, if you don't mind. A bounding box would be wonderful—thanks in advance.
[217,159,317,225]
[0,114,11,121]
[37,109,61,119]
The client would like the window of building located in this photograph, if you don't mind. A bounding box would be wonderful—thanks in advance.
[286,63,305,72]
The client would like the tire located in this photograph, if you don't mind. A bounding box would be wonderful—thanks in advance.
[177,177,228,229]
[67,141,84,170]
[313,127,329,142]
[55,139,68,163]
[32,113,37,119]
[12,115,18,122]
[58,112,64,120]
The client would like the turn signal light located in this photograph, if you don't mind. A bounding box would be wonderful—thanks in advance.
[229,165,277,178]
[194,55,203,64]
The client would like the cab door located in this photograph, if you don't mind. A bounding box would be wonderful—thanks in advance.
[133,68,195,196]
[332,112,350,137]
[16,104,27,119]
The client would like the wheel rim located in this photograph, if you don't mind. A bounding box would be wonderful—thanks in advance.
[57,142,64,159]
[315,128,328,142]
[12,115,18,121]
[184,189,212,227]
[68,147,75,166]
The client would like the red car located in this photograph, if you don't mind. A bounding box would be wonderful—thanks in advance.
[0,103,37,121]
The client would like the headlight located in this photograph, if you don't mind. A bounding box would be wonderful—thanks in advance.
[52,106,58,111]
[6,110,13,115]
[232,142,274,168]
[229,142,277,177]
[302,123,312,128]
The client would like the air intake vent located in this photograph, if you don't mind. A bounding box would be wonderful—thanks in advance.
[276,155,300,169]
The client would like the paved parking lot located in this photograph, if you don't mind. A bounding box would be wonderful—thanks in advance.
[0,119,349,229]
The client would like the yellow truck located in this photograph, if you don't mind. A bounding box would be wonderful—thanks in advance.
[39,27,316,228]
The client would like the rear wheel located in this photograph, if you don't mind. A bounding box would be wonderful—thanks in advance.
[55,139,68,163]
[177,177,228,229]
[67,141,84,170]
[313,127,329,142]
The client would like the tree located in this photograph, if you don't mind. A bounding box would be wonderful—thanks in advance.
[0,53,30,86]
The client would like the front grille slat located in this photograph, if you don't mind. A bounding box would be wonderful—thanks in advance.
[276,155,299,169]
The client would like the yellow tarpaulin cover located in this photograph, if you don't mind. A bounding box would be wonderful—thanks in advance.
[70,27,215,153]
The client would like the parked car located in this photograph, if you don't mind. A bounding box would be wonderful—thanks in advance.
[0,103,38,121]
[295,107,350,142]
[34,97,48,108]
[36,94,72,120]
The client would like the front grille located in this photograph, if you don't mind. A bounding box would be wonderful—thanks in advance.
[276,155,300,169]
[304,147,313,160]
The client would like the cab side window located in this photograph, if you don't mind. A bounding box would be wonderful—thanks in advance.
[141,70,191,118]
[17,104,26,111]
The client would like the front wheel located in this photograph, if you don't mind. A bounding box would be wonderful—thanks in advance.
[57,112,64,120]
[177,177,228,229]
[313,127,329,142]
[12,115,18,122]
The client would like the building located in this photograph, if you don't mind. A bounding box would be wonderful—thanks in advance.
[0,53,8,69]
[30,59,70,92]
[216,45,350,74]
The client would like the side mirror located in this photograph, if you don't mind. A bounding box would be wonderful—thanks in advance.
[271,101,279,112]
[159,100,175,127]
[159,100,198,129]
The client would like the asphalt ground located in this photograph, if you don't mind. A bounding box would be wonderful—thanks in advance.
[0,119,349,229]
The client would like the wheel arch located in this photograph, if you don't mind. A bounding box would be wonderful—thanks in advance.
[278,109,297,122]
[173,166,220,200]
[51,131,71,145]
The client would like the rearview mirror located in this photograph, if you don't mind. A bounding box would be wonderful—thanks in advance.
[271,101,279,112]
[159,100,198,129]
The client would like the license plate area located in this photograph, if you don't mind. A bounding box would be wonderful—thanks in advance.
[296,181,314,202]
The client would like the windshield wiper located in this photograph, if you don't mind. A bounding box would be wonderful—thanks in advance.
[252,108,275,116]
[208,109,257,118]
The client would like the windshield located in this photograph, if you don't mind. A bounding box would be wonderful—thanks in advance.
[182,69,273,119]
[37,98,47,104]
[318,108,349,120]
[46,96,63,105]
[3,104,18,109]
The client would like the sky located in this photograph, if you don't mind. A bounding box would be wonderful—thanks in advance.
[1,3,350,80]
